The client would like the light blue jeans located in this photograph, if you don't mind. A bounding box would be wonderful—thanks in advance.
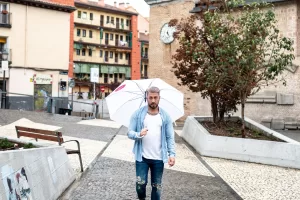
[136,157,164,200]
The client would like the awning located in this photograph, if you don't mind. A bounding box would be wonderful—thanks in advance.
[74,43,83,50]
[0,37,6,43]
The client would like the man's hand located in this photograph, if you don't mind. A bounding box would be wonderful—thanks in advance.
[140,128,148,137]
[168,157,175,167]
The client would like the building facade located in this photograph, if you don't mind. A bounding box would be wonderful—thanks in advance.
[0,0,75,111]
[72,0,140,97]
[125,4,149,79]
[145,0,300,123]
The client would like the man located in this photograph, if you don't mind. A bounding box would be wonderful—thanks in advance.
[128,86,176,200]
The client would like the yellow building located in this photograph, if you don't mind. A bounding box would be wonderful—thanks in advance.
[73,0,139,97]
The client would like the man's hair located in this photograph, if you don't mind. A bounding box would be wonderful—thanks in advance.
[146,86,160,95]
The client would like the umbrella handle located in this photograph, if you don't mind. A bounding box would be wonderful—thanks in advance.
[144,91,147,102]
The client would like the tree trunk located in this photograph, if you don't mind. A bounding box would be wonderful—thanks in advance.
[219,103,225,122]
[210,94,218,123]
[241,94,246,138]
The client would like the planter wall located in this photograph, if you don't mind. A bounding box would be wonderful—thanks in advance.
[182,116,300,169]
[0,146,75,200]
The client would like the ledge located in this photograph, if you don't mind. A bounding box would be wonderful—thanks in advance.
[182,116,300,169]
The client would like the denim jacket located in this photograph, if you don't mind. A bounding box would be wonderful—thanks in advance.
[127,106,176,163]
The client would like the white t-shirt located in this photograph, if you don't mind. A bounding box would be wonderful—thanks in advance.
[142,113,162,160]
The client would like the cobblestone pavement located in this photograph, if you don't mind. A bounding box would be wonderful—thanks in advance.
[202,157,300,200]
[2,110,300,199]
[63,129,240,200]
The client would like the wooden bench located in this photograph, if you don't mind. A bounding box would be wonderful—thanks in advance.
[15,126,83,172]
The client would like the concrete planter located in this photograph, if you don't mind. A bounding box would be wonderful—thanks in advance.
[182,116,300,169]
[0,146,75,200]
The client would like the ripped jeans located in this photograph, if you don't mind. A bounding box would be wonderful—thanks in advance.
[135,157,164,200]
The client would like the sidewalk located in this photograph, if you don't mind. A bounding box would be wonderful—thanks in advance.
[1,110,300,199]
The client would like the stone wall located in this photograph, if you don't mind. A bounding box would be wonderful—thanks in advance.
[148,0,300,122]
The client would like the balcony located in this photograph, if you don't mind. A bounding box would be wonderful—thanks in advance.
[141,54,148,62]
[0,12,11,28]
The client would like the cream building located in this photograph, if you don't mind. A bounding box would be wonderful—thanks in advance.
[0,0,75,111]
[145,0,300,123]
[73,0,139,97]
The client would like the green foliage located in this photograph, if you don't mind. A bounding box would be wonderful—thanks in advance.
[23,143,36,149]
[171,0,294,136]
[0,138,14,149]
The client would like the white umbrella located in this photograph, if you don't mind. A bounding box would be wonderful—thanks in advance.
[106,78,184,127]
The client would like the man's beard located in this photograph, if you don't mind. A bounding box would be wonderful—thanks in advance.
[149,103,158,109]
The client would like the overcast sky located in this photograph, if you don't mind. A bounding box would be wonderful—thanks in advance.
[105,0,150,17]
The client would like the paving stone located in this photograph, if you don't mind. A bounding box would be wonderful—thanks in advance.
[68,157,238,200]
[202,156,300,200]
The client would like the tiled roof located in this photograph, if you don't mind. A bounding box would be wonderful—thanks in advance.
[75,0,138,16]
[1,0,76,12]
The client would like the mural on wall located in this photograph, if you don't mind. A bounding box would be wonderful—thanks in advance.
[34,84,52,112]
[1,165,32,200]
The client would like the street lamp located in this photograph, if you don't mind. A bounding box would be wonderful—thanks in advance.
[1,51,8,109]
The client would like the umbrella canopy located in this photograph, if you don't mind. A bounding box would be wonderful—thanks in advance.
[106,78,184,127]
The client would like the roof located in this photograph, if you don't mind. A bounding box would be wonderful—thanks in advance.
[139,33,149,42]
[1,0,76,12]
[75,0,138,16]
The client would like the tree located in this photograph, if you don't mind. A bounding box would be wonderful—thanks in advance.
[170,0,294,137]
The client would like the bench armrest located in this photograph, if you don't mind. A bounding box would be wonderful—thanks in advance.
[62,140,81,152]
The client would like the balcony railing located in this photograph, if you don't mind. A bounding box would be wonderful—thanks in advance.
[0,12,11,27]
[116,40,130,48]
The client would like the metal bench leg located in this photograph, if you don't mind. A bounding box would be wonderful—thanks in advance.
[78,152,83,172]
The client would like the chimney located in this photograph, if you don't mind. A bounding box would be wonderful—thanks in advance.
[114,1,117,7]
[98,0,105,6]
[119,2,125,9]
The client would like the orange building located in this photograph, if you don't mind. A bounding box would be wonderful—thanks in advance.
[72,0,140,97]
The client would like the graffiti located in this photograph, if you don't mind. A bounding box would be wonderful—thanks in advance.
[1,165,32,200]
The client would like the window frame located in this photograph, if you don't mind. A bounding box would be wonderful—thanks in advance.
[83,30,86,37]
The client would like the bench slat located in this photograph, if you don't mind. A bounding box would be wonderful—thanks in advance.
[16,126,62,136]
[18,131,64,143]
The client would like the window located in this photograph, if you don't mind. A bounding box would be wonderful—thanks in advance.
[126,36,129,42]
[126,19,129,26]
[119,53,123,59]
[89,30,93,38]
[83,30,86,37]
[100,50,103,57]
[78,11,81,18]
[89,49,92,56]
[110,34,114,41]
[121,18,124,25]
[100,73,103,78]
[109,74,113,78]
[119,73,122,79]
[90,13,93,20]
[111,17,114,24]
[82,12,87,19]
[77,29,81,36]
[110,52,113,58]
[120,35,124,41]
[82,49,86,56]
[104,74,108,83]
[76,49,80,55]
[106,16,110,23]
[125,53,129,60]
